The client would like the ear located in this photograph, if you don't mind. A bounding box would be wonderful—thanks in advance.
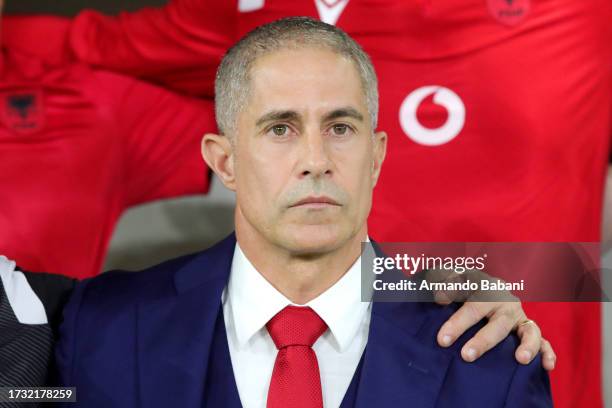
[201,133,236,191]
[371,131,387,187]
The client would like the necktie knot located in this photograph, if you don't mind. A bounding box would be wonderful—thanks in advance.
[266,306,327,349]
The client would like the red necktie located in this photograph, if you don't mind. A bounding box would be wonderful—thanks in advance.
[266,306,328,408]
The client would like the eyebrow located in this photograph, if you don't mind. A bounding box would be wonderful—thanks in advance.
[255,110,300,127]
[255,107,364,128]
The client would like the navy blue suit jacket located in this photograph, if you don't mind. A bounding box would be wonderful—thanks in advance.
[56,233,552,407]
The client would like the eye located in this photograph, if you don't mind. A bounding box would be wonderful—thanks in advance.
[271,124,289,136]
[265,123,297,140]
[330,123,353,137]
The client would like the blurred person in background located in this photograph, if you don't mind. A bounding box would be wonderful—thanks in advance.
[0,0,218,281]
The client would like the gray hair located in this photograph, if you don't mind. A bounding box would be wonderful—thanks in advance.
[214,16,379,136]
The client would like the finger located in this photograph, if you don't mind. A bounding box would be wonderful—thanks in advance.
[460,311,515,362]
[540,338,556,371]
[433,289,454,305]
[437,302,489,348]
[433,283,473,304]
[514,320,542,365]
[429,270,474,305]
[425,268,456,283]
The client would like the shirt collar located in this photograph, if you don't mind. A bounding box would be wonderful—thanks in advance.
[223,239,371,352]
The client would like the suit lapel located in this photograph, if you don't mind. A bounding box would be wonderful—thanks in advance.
[137,234,236,408]
[353,301,452,408]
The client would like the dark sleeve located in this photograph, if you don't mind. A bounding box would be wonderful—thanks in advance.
[54,278,90,387]
[504,354,553,407]
[19,269,76,340]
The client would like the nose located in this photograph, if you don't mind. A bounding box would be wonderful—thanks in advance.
[298,128,333,179]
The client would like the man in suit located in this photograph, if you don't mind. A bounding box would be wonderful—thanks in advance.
[56,17,552,407]
[0,256,73,408]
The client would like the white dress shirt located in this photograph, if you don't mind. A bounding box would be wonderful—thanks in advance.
[222,242,372,408]
[0,255,47,324]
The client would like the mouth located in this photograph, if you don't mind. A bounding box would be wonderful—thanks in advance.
[290,196,341,209]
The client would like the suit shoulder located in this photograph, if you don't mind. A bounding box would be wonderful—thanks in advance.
[418,302,520,363]
[414,302,551,406]
[77,252,200,308]
[73,234,236,312]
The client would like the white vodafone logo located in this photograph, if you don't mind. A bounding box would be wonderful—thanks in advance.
[399,86,465,146]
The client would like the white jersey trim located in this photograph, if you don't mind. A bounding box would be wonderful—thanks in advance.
[315,0,350,25]
[238,0,265,13]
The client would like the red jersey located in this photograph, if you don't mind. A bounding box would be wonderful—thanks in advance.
[4,2,611,407]
[0,17,216,279]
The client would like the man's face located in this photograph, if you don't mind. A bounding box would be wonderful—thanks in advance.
[229,48,386,255]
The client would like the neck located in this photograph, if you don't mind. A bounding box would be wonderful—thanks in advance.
[236,218,366,305]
